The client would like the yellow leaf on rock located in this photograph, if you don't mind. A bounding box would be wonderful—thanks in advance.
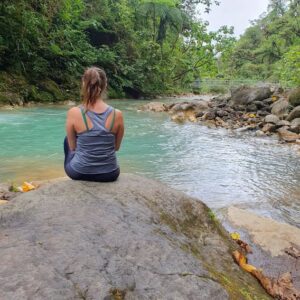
[21,182,36,192]
[0,200,8,205]
[230,232,240,240]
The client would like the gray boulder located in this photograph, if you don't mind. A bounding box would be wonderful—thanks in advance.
[271,98,289,118]
[286,106,300,121]
[265,114,280,124]
[230,85,272,106]
[0,175,268,300]
[288,88,300,107]
[290,118,300,134]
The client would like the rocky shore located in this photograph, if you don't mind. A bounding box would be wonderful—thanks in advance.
[0,175,271,299]
[140,86,300,149]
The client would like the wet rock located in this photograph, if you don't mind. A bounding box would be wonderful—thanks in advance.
[286,106,300,121]
[288,87,300,107]
[262,123,276,133]
[203,110,216,120]
[0,175,269,299]
[171,112,185,123]
[255,130,266,137]
[216,110,228,118]
[263,98,274,105]
[270,98,289,118]
[290,118,300,134]
[140,102,168,112]
[265,114,280,124]
[195,111,204,118]
[253,101,265,109]
[230,85,272,106]
[276,120,291,128]
[277,127,300,142]
[246,103,257,112]
[257,110,269,117]
[170,100,209,114]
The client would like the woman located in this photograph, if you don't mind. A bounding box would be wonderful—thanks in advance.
[64,67,124,182]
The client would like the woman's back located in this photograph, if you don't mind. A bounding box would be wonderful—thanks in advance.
[70,106,118,174]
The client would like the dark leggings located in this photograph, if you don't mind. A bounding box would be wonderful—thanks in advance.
[64,137,120,182]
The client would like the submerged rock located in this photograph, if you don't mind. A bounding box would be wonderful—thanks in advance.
[0,175,269,299]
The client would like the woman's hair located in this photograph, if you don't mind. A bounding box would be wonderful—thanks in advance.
[81,67,107,107]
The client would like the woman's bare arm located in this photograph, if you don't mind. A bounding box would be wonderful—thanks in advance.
[66,108,78,151]
[115,110,124,151]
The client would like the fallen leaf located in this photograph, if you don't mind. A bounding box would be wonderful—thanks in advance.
[232,250,257,273]
[230,232,240,240]
[252,270,300,300]
[20,182,36,192]
[236,239,253,253]
[0,200,8,205]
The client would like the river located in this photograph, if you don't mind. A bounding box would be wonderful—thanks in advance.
[0,99,299,228]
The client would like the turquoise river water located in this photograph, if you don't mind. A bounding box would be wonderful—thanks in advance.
[0,99,299,227]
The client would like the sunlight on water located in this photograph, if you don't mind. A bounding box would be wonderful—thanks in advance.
[0,100,299,227]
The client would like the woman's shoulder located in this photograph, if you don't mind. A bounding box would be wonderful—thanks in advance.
[67,106,82,118]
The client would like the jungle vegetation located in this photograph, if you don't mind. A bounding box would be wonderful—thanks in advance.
[0,0,299,104]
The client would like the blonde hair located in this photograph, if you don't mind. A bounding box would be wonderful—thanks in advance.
[81,67,107,107]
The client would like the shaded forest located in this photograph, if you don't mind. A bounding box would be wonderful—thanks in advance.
[0,0,299,104]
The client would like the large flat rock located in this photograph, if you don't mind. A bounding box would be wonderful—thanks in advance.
[0,174,269,299]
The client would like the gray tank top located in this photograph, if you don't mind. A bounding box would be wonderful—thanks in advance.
[70,106,118,174]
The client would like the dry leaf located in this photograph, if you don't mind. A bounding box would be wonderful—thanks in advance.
[236,239,253,253]
[230,232,240,240]
[20,182,36,192]
[252,270,300,300]
[0,200,8,205]
[232,250,257,273]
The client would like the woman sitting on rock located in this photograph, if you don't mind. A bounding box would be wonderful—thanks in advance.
[64,67,124,182]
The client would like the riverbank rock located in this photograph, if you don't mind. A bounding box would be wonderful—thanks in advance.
[290,118,300,134]
[287,106,300,121]
[230,85,272,106]
[0,175,269,299]
[271,98,289,118]
[139,102,167,112]
[288,88,300,107]
[265,114,280,124]
[277,127,300,142]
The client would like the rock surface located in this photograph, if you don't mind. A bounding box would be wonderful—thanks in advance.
[287,106,300,121]
[139,102,167,112]
[0,175,269,300]
[230,85,272,106]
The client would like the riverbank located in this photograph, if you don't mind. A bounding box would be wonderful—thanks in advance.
[140,86,300,153]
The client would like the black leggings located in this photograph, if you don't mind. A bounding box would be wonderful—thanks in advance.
[64,137,120,182]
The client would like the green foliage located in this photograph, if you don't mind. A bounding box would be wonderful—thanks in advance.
[222,0,300,86]
[0,0,234,101]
